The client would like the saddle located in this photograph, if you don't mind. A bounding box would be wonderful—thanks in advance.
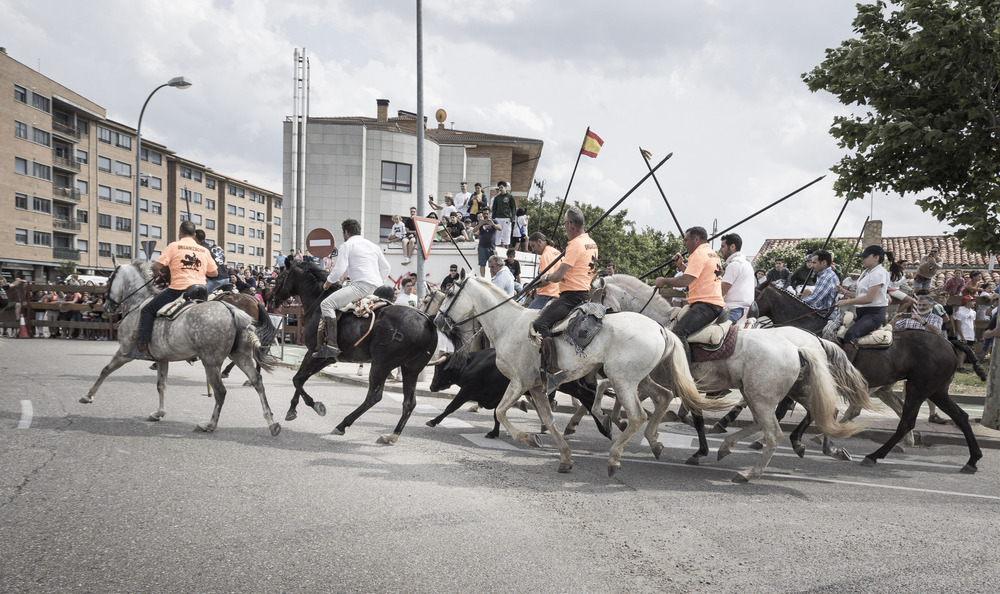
[156,285,209,320]
[528,302,608,354]
[833,310,893,348]
[690,324,740,363]
[338,295,392,318]
[669,303,733,346]
[207,284,237,300]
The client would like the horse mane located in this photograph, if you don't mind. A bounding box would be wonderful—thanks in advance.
[297,261,329,284]
[470,276,526,309]
[765,284,815,311]
[607,274,657,298]
[128,258,153,282]
[603,275,674,324]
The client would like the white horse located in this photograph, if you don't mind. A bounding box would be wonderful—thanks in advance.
[81,258,281,435]
[594,275,874,482]
[433,273,733,476]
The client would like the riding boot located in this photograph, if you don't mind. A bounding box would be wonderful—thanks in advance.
[843,341,859,365]
[540,336,566,394]
[314,316,341,359]
[127,342,153,361]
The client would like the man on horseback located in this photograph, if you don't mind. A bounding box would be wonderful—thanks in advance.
[800,249,839,319]
[314,218,391,359]
[835,244,890,363]
[718,233,754,323]
[531,206,598,391]
[133,220,218,360]
[654,226,724,362]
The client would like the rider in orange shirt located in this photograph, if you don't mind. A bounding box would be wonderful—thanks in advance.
[654,226,724,361]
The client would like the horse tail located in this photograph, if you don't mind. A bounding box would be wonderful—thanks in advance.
[817,338,876,411]
[951,339,988,381]
[254,301,277,347]
[798,345,866,439]
[660,329,734,412]
[248,329,279,373]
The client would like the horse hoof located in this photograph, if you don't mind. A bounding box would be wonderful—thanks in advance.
[79,396,93,404]
[793,443,806,458]
[531,434,544,447]
[706,423,727,434]
[717,447,731,460]
[196,422,215,433]
[833,449,852,462]
[810,434,823,444]
[685,455,701,466]
[516,400,528,413]
[663,411,681,423]
[377,434,397,445]
[749,440,764,451]
[221,372,229,379]
[269,423,281,437]
[558,462,573,473]
[331,427,345,436]
[732,472,751,483]
[285,411,297,422]
[651,443,664,460]
[146,413,162,422]
[313,402,327,417]
[891,444,905,453]
[485,431,498,439]
[861,456,876,467]
[563,426,576,436]
[243,380,252,387]
[425,420,437,428]
[608,463,620,477]
[539,425,548,434]
[960,464,978,474]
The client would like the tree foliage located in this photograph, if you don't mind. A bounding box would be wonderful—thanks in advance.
[519,194,683,278]
[802,0,1000,255]
[755,238,862,276]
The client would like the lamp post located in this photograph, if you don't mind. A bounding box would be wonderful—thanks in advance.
[133,76,192,260]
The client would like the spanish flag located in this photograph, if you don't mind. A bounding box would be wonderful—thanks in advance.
[580,128,604,158]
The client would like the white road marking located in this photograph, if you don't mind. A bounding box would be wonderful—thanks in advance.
[438,417,474,429]
[461,434,522,450]
[18,400,32,429]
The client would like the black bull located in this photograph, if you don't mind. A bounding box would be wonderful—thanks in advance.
[426,348,612,439]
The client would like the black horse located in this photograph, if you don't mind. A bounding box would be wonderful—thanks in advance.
[754,283,984,473]
[268,261,438,444]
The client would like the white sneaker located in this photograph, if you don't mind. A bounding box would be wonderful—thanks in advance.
[357,365,364,376]
[401,258,410,265]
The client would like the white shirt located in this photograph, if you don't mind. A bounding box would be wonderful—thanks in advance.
[856,264,890,308]
[490,265,516,296]
[721,251,755,309]
[453,192,472,216]
[954,305,976,340]
[327,234,391,287]
[440,204,458,219]
[395,291,418,308]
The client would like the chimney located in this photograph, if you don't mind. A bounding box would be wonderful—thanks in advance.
[376,99,389,122]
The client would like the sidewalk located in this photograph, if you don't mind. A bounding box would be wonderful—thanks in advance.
[271,344,1000,450]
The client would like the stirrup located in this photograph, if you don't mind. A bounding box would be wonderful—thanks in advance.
[314,345,341,359]
[544,369,567,395]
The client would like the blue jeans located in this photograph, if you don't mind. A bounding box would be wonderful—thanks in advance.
[726,307,745,323]
[528,295,554,310]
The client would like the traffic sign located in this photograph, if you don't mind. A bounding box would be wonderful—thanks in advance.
[305,228,336,258]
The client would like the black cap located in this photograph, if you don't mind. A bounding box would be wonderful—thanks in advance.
[859,245,885,258]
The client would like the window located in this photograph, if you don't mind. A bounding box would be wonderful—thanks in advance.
[227,223,237,234]
[98,185,111,201]
[31,93,51,113]
[15,157,27,175]
[114,161,131,177]
[33,162,51,180]
[15,193,28,210]
[99,242,112,257]
[226,243,236,253]
[248,228,256,239]
[206,178,216,189]
[206,198,215,210]
[33,231,52,246]
[273,216,281,226]
[77,120,89,136]
[205,218,215,230]
[192,170,202,182]
[180,166,193,179]
[274,198,282,209]
[237,244,245,254]
[76,149,88,164]
[179,211,189,222]
[273,233,281,243]
[140,148,162,164]
[249,210,256,220]
[115,133,131,150]
[98,127,112,144]
[14,85,26,103]
[228,186,237,196]
[77,239,88,252]
[139,223,148,237]
[151,202,162,215]
[114,189,131,205]
[32,196,52,214]
[98,214,112,229]
[191,192,202,204]
[15,228,28,244]
[237,226,245,236]
[227,205,237,215]
[98,156,111,172]
[115,217,131,232]
[76,210,88,224]
[381,161,412,192]
[191,213,202,225]
[148,176,162,190]
[32,128,50,146]
[150,226,162,239]
[15,121,27,139]
[115,244,132,258]
[237,207,244,217]
[139,199,148,212]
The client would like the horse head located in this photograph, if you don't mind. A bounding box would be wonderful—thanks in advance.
[104,258,152,315]
[433,269,471,336]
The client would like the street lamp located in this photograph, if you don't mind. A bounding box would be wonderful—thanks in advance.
[133,76,192,260]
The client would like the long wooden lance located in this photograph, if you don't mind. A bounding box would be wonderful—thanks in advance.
[640,147,685,237]
[798,196,850,293]
[639,174,827,280]
[845,215,871,272]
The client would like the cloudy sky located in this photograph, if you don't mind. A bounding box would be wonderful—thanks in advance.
[2,0,953,258]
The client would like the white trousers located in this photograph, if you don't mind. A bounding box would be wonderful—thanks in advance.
[319,281,379,319]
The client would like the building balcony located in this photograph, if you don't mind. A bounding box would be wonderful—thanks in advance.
[53,247,80,261]
[53,187,81,202]
[52,153,81,172]
[53,218,82,232]
[51,119,81,140]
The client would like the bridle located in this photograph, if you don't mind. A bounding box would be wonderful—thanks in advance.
[103,266,155,318]
[755,285,834,327]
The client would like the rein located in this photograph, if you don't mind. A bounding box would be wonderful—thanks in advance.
[107,272,156,319]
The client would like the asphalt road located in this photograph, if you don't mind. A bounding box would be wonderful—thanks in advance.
[2,339,999,593]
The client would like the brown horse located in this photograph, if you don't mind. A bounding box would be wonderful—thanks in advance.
[218,291,277,378]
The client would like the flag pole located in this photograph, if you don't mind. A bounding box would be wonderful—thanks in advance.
[549,127,591,240]
[798,197,851,294]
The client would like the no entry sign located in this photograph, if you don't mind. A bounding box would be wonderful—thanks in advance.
[305,228,336,258]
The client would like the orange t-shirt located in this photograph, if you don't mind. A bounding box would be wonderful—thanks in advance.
[537,245,561,297]
[684,242,724,306]
[156,236,217,290]
[561,232,598,292]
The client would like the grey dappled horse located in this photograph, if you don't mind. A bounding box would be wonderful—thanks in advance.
[81,258,281,435]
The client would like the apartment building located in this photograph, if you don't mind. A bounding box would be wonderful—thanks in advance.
[1,48,281,281]
[282,98,543,247]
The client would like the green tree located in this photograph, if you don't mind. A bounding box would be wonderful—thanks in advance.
[519,194,683,278]
[56,260,77,281]
[802,0,1000,255]
[756,238,861,280]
